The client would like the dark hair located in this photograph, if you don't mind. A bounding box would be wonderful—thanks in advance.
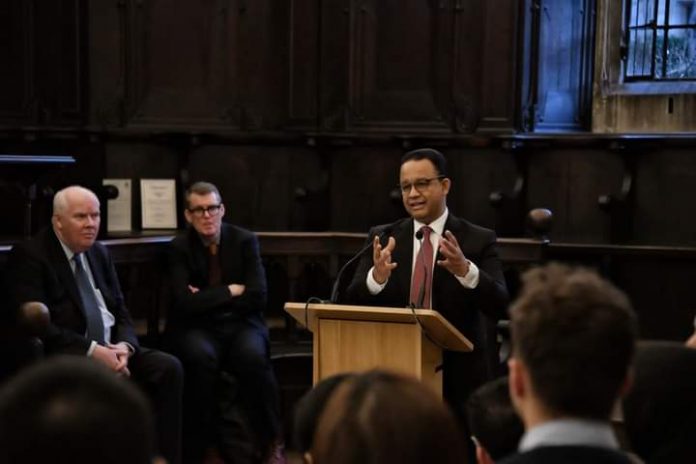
[311,370,466,464]
[293,373,356,452]
[466,376,523,461]
[510,263,637,420]
[0,357,155,464]
[400,148,448,177]
[623,341,696,463]
[185,181,222,209]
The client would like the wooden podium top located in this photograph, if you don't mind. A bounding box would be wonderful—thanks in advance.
[284,302,473,352]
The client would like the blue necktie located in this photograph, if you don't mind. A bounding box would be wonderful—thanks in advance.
[73,254,105,344]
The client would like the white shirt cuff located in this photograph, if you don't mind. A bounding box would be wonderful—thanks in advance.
[366,266,388,295]
[87,341,97,357]
[454,260,479,289]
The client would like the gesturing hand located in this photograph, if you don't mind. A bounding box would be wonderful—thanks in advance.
[436,230,470,277]
[372,235,397,284]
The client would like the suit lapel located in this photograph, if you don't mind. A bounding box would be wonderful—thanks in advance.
[85,248,109,305]
[48,231,87,318]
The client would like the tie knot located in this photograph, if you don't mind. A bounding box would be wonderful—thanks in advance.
[209,243,219,256]
[420,226,432,239]
[73,253,83,267]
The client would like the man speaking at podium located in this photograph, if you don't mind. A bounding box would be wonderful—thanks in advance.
[346,148,509,426]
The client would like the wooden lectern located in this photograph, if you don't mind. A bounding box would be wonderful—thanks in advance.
[284,302,473,396]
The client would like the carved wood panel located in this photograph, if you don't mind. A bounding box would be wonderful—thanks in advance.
[120,0,243,128]
[0,0,84,126]
[0,0,34,123]
[322,0,454,132]
[283,0,321,130]
[477,0,521,132]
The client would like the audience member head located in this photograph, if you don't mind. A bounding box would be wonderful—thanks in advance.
[466,376,524,463]
[399,148,451,224]
[309,370,465,464]
[508,263,638,425]
[293,373,356,454]
[184,181,225,241]
[0,357,157,464]
[52,185,101,253]
[623,341,696,463]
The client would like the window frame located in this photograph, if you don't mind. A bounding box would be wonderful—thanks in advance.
[623,0,696,81]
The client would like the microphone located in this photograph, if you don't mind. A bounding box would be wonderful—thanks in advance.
[413,228,427,308]
[329,222,398,304]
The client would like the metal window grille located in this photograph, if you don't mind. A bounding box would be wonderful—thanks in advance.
[624,0,696,80]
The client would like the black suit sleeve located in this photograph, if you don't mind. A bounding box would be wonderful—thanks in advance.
[167,231,267,320]
[6,243,90,355]
[461,230,509,321]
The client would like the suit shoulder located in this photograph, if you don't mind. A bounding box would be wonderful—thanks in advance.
[9,228,54,259]
[222,223,257,243]
[369,218,411,235]
[92,240,110,255]
[449,215,496,239]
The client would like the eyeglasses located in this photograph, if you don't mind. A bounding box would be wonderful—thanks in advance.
[398,176,445,194]
[188,204,222,217]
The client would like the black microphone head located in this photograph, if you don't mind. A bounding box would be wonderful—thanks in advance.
[415,228,424,241]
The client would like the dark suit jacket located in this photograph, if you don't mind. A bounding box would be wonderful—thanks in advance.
[6,228,139,355]
[499,446,633,464]
[165,223,267,329]
[346,214,509,397]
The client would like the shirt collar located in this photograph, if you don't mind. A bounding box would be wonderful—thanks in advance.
[519,419,620,452]
[413,208,448,237]
[56,234,78,262]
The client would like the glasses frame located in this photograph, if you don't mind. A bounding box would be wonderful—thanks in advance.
[398,175,446,194]
[187,204,222,217]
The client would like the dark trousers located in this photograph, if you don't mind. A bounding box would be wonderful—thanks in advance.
[167,319,281,464]
[130,347,184,464]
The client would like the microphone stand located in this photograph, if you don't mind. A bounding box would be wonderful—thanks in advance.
[329,223,397,304]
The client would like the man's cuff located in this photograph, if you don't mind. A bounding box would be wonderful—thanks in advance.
[455,260,479,289]
[366,266,387,295]
[122,342,135,355]
[87,341,98,357]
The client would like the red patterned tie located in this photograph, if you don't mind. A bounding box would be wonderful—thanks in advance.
[410,226,433,308]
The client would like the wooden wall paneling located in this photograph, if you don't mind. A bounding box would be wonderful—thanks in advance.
[88,0,125,126]
[452,0,484,133]
[184,146,324,231]
[345,0,453,132]
[121,0,243,129]
[287,146,331,232]
[318,0,351,131]
[0,0,35,124]
[634,149,696,245]
[330,146,404,231]
[282,0,321,130]
[446,147,517,235]
[236,0,289,130]
[477,0,521,133]
[526,148,624,243]
[33,0,86,125]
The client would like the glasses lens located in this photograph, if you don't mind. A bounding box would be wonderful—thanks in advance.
[191,205,220,216]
